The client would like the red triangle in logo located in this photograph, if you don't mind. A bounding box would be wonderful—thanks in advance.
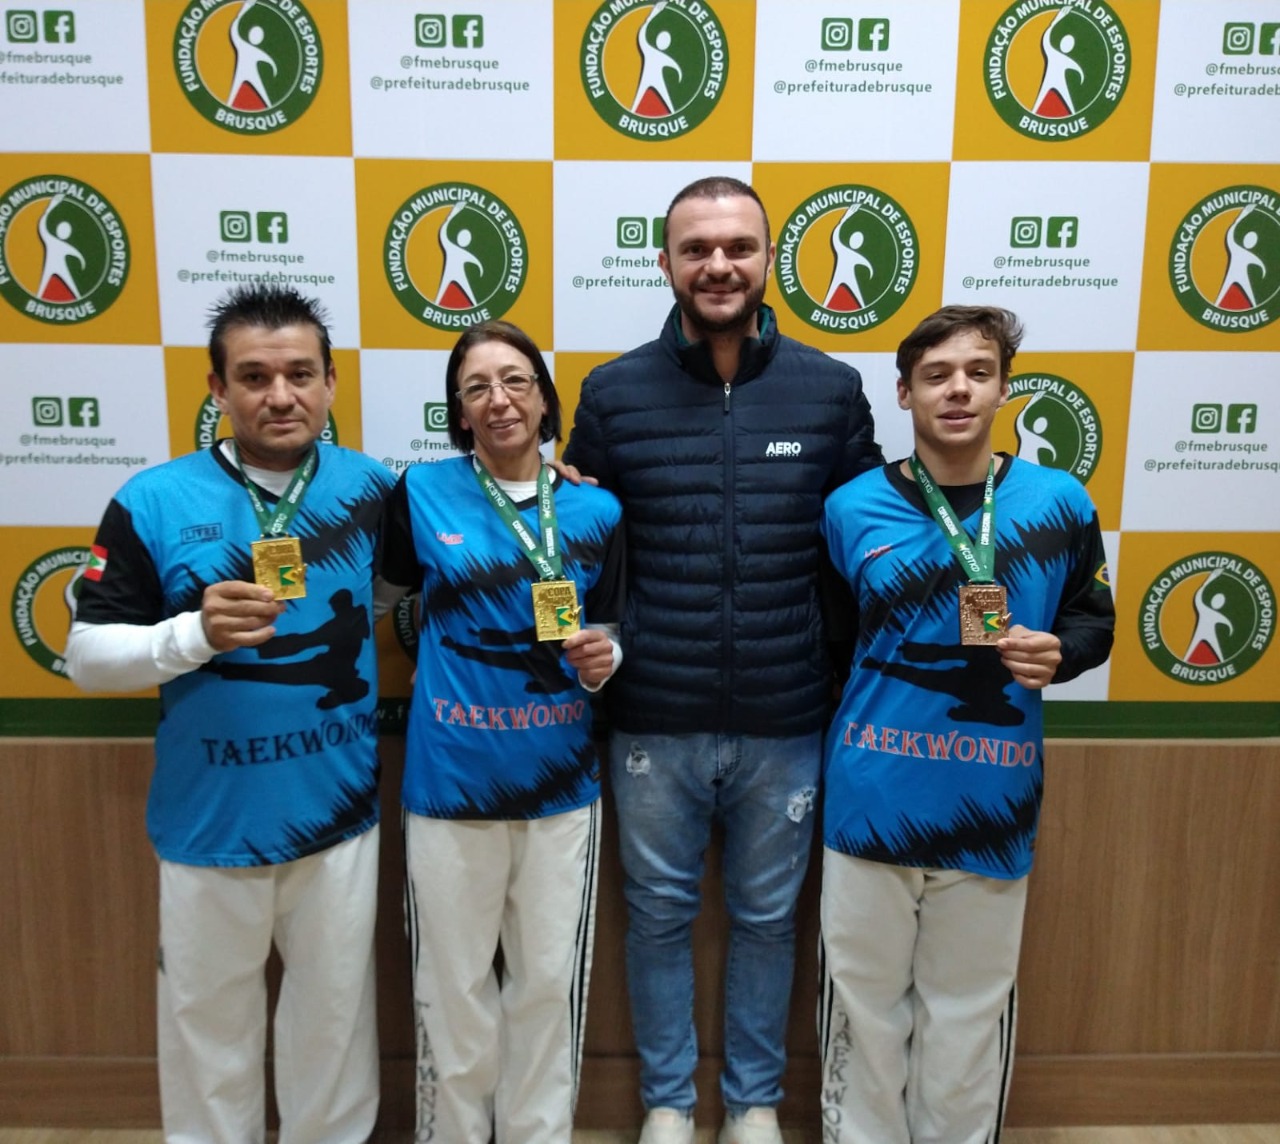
[635,88,672,118]
[1185,641,1221,666]
[1034,90,1071,119]
[42,276,76,302]
[438,281,474,310]
[826,284,861,313]
[231,84,268,111]
[1217,283,1252,312]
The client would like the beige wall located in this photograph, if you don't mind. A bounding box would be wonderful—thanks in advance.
[2,738,1278,1129]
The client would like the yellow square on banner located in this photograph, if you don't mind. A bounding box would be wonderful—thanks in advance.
[1110,532,1280,702]
[554,0,755,160]
[992,352,1133,533]
[2,527,154,698]
[0,155,160,345]
[753,162,949,353]
[163,347,364,462]
[1138,164,1280,351]
[145,0,353,156]
[355,160,553,350]
[952,0,1158,161]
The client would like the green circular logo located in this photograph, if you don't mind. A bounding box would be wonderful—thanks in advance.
[1005,373,1102,484]
[174,0,323,135]
[1139,552,1275,685]
[1168,185,1280,333]
[774,185,917,333]
[195,396,337,450]
[984,1,1130,140]
[580,0,728,141]
[11,546,90,677]
[0,176,128,324]
[384,183,527,330]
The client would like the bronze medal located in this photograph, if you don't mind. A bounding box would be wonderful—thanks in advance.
[532,579,580,642]
[252,536,307,600]
[959,583,1010,646]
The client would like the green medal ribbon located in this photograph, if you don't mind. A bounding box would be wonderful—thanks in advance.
[908,454,997,583]
[472,457,562,582]
[233,443,317,537]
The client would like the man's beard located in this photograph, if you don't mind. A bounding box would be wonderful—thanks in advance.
[672,277,766,338]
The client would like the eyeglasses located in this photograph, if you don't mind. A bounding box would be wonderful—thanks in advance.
[456,373,538,404]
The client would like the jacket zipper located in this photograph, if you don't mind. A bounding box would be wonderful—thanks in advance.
[721,379,733,726]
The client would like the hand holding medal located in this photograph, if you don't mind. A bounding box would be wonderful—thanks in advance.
[200,579,285,652]
[562,627,615,687]
[996,623,1064,690]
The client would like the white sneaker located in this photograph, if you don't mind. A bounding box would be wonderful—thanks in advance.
[718,1106,783,1144]
[639,1106,696,1144]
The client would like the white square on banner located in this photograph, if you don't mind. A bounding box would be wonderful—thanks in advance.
[150,154,360,348]
[349,0,553,159]
[359,349,459,478]
[942,162,1150,352]
[751,0,959,161]
[1151,0,1280,163]
[1122,352,1278,532]
[0,344,169,525]
[0,1,151,153]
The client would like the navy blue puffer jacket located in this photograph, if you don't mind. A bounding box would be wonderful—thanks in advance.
[563,304,882,736]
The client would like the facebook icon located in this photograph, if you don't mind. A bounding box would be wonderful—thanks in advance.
[858,18,889,51]
[256,212,288,244]
[453,14,483,48]
[1226,404,1257,433]
[44,10,74,42]
[1046,216,1078,248]
[68,398,99,427]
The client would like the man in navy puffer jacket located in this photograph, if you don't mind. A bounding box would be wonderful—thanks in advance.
[563,176,883,1144]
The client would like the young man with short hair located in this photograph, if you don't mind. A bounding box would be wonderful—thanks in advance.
[818,305,1114,1143]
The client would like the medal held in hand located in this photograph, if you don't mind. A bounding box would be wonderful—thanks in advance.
[958,583,1011,645]
[532,579,581,641]
[252,536,307,600]
[474,458,580,642]
[235,443,316,600]
[909,454,1010,646]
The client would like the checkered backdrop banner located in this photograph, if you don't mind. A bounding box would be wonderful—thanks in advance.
[1,0,1276,738]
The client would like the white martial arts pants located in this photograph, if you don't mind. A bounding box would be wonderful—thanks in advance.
[156,827,380,1144]
[819,851,1028,1144]
[405,803,600,1144]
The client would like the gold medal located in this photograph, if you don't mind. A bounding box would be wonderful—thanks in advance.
[252,536,307,600]
[532,579,580,642]
[959,583,1010,646]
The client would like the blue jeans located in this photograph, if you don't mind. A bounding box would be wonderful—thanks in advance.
[608,729,821,1115]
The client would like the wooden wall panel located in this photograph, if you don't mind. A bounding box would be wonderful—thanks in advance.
[1019,742,1280,1055]
[1,740,156,1057]
[2,737,1278,1128]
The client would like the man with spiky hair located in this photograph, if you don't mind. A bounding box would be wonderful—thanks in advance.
[818,305,1114,1143]
[66,284,395,1144]
[563,176,883,1144]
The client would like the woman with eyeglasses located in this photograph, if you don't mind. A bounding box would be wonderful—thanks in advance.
[380,319,625,1143]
